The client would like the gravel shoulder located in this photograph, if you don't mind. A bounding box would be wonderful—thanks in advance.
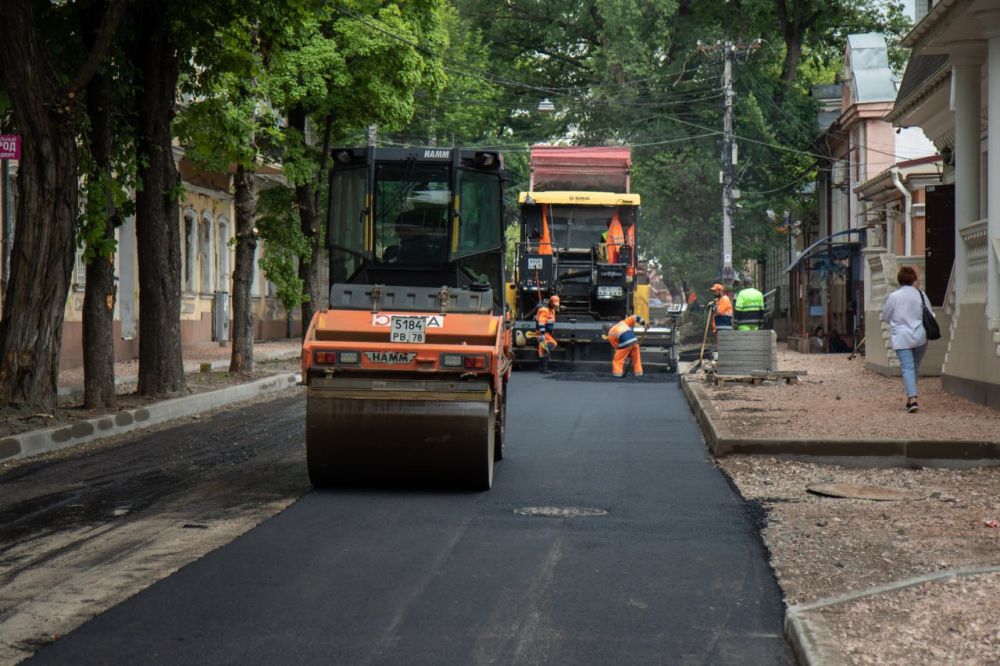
[693,347,1000,664]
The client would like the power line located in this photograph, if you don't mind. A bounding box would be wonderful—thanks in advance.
[740,68,921,165]
[742,164,818,195]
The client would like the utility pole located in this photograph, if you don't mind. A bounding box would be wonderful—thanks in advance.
[721,43,735,284]
[698,39,759,284]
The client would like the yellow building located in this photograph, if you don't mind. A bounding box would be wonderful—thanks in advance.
[0,152,307,370]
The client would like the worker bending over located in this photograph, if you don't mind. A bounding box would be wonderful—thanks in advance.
[734,275,765,330]
[710,283,733,341]
[605,314,645,378]
[536,295,560,374]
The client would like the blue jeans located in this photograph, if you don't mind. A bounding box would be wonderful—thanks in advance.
[895,344,927,399]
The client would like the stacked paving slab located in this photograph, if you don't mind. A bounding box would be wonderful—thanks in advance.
[716,330,777,375]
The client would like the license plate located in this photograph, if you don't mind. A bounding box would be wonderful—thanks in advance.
[597,286,623,299]
[390,316,426,343]
[527,257,543,270]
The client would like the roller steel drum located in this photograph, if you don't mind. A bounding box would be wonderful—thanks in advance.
[306,378,495,490]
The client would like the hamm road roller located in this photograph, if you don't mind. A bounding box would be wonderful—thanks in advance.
[302,147,511,489]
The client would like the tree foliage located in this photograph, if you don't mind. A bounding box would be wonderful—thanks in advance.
[0,0,915,406]
[446,0,909,294]
[255,185,311,312]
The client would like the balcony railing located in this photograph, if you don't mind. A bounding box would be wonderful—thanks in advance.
[961,219,989,300]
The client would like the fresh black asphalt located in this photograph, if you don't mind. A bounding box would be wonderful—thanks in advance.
[29,371,792,665]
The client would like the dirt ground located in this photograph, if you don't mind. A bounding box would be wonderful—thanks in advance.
[696,348,1000,665]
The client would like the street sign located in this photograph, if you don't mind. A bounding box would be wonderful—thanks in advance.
[0,135,20,160]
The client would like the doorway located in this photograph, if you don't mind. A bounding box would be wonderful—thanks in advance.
[923,184,954,306]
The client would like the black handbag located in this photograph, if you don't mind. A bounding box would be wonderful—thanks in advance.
[920,290,941,340]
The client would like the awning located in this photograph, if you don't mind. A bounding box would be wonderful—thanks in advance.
[786,228,867,273]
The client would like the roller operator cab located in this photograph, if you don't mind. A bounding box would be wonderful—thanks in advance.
[302,147,511,490]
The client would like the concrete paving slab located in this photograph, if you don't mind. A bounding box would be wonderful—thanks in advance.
[680,376,1000,465]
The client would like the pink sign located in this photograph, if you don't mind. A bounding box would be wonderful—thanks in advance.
[0,135,20,160]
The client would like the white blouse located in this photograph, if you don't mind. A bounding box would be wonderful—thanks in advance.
[880,285,933,350]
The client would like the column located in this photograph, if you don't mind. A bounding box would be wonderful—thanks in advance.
[952,52,983,301]
[986,29,1000,328]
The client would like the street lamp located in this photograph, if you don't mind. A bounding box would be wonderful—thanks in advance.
[537,98,555,113]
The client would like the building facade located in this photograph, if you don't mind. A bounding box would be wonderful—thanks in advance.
[0,153,307,370]
[794,33,937,354]
[879,0,1000,408]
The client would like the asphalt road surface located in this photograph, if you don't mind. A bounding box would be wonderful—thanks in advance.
[27,371,792,665]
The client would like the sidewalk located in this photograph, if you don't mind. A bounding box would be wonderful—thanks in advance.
[1,339,303,464]
[681,346,1000,665]
[57,339,303,396]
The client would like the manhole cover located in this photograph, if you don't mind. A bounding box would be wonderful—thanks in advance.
[514,506,608,518]
[807,483,921,501]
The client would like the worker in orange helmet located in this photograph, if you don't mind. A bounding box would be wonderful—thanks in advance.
[536,295,560,373]
[710,283,733,340]
[604,314,645,378]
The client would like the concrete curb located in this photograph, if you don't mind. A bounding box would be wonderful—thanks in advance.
[680,376,1000,465]
[1,372,301,463]
[784,566,1000,665]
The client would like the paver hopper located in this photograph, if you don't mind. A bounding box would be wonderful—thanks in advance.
[302,147,511,489]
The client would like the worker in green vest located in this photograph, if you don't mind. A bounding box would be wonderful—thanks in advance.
[734,275,765,331]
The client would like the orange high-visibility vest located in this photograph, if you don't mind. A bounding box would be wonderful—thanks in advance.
[607,315,641,348]
[713,294,733,333]
[535,305,556,333]
[606,212,625,263]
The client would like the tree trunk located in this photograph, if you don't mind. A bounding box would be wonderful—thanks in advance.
[133,3,186,396]
[229,164,257,373]
[82,4,118,410]
[0,1,80,410]
[776,30,804,105]
[82,247,118,408]
[288,106,321,335]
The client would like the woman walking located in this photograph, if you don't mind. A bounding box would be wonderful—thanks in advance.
[880,266,935,412]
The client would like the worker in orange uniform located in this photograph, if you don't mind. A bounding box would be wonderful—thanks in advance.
[605,314,645,378]
[606,212,625,264]
[710,283,733,341]
[536,295,560,374]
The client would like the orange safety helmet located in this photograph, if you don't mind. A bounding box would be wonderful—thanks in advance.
[549,295,561,307]
[710,283,725,294]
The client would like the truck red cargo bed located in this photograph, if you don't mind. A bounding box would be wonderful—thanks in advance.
[529,145,631,193]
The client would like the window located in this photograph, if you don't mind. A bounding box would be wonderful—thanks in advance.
[548,205,615,250]
[454,170,502,258]
[217,216,230,292]
[182,209,196,292]
[251,244,260,296]
[199,212,213,293]
[373,163,450,265]
[74,247,86,288]
[329,167,368,281]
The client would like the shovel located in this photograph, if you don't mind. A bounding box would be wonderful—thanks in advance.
[688,309,714,374]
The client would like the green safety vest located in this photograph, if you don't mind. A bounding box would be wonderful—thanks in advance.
[734,287,765,327]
